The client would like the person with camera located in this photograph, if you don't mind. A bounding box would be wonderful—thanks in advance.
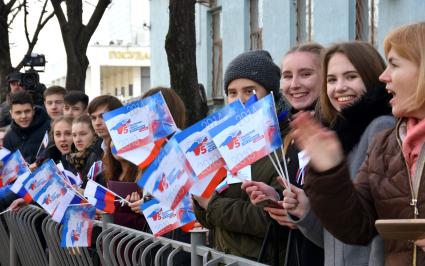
[0,68,46,128]
[0,72,24,128]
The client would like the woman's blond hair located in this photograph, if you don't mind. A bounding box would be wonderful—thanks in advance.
[383,21,425,113]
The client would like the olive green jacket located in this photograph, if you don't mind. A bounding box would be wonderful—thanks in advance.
[193,155,289,265]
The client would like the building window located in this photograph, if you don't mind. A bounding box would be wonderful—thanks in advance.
[210,0,223,102]
[249,0,263,50]
[121,86,125,97]
[129,84,133,97]
[355,0,377,46]
[115,88,118,96]
[296,0,312,43]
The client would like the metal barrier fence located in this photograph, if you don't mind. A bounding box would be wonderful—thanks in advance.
[0,205,267,266]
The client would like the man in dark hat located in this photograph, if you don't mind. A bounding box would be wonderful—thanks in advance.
[0,71,29,127]
[192,50,289,265]
[7,72,24,94]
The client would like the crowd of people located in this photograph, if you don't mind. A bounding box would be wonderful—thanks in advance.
[0,21,424,266]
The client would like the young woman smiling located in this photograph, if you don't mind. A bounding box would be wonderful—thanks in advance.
[290,22,425,265]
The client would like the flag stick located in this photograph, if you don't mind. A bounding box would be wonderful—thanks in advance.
[273,150,286,182]
[280,146,292,192]
[0,208,11,215]
[35,130,48,158]
[267,154,285,188]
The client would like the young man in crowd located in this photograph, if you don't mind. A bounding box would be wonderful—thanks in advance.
[63,91,89,118]
[44,86,67,120]
[0,91,50,210]
[87,95,123,150]
[192,50,289,265]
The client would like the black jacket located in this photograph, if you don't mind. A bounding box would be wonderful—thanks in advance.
[283,105,324,266]
[3,106,50,163]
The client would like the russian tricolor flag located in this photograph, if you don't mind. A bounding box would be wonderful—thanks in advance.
[84,179,116,213]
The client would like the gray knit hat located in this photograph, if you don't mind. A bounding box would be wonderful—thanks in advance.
[224,50,281,98]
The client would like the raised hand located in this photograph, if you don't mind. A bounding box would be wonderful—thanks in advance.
[291,112,344,172]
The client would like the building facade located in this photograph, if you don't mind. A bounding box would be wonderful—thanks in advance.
[47,0,151,101]
[150,0,425,106]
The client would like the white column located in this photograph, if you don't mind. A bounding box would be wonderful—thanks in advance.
[132,67,142,98]
[88,64,101,100]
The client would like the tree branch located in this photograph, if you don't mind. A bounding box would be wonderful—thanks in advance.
[50,0,67,27]
[84,0,110,39]
[24,0,30,44]
[7,1,24,27]
[5,0,18,12]
[15,0,54,70]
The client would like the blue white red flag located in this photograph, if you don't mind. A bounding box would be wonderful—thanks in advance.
[60,204,95,247]
[174,100,244,197]
[87,161,103,181]
[209,94,282,174]
[9,171,32,202]
[32,170,70,215]
[141,194,196,237]
[84,179,116,213]
[104,91,177,167]
[138,137,196,209]
[14,160,57,202]
[36,130,49,159]
[51,189,84,223]
[0,150,30,187]
[175,100,244,178]
[57,162,82,187]
[0,147,11,161]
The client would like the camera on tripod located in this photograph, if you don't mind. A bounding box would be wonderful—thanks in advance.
[21,53,46,91]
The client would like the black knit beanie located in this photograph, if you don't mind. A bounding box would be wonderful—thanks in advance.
[224,50,281,98]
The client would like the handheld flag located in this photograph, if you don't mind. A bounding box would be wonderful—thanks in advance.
[86,161,103,181]
[138,138,196,209]
[0,150,29,187]
[174,100,244,197]
[60,204,95,247]
[32,171,70,215]
[209,94,282,174]
[0,147,11,161]
[57,162,82,187]
[141,195,196,237]
[14,160,57,202]
[36,130,49,159]
[84,179,116,213]
[104,91,177,166]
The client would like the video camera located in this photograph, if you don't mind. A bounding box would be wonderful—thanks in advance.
[21,53,46,91]
[21,53,46,106]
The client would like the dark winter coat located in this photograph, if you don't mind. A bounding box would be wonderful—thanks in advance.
[304,118,425,266]
[280,105,325,266]
[3,106,50,163]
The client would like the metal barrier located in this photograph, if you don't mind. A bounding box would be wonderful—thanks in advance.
[1,205,267,266]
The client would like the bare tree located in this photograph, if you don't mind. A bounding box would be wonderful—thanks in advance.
[165,0,208,126]
[50,0,110,91]
[0,0,53,98]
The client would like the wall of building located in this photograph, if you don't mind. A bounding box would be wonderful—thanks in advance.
[149,0,425,105]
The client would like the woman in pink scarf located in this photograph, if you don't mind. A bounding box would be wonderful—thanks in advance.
[288,22,425,265]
